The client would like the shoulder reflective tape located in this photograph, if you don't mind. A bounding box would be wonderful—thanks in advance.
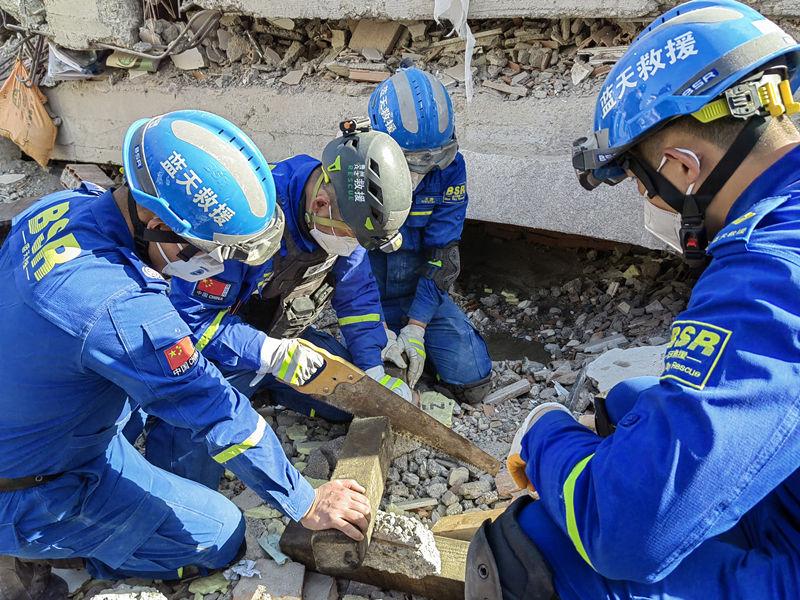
[564,453,596,569]
[338,313,381,326]
[212,416,267,464]
[195,308,230,352]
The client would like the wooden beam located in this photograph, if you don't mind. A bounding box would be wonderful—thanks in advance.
[431,508,506,541]
[310,416,392,574]
[281,522,468,600]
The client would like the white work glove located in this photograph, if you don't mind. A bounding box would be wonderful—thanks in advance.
[381,327,407,369]
[507,403,573,491]
[250,337,325,388]
[366,365,413,404]
[397,323,426,389]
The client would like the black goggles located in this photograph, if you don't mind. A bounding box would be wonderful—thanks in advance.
[571,135,628,191]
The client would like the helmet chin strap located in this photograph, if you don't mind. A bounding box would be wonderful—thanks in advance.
[126,189,188,262]
[627,115,768,266]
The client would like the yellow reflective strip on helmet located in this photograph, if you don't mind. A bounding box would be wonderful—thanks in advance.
[410,210,433,216]
[177,567,184,579]
[338,313,381,326]
[277,341,297,381]
[364,216,374,231]
[379,374,392,386]
[212,416,267,464]
[563,453,596,569]
[196,309,230,352]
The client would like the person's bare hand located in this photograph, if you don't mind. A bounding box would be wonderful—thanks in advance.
[300,479,371,541]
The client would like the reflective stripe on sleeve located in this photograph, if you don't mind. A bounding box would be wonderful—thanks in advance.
[563,453,596,569]
[338,313,382,327]
[195,308,230,352]
[212,416,268,464]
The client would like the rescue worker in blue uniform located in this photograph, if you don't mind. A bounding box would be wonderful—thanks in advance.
[465,2,800,599]
[0,111,371,598]
[144,127,414,489]
[367,68,493,403]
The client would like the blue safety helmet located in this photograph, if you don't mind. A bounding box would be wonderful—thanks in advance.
[368,67,458,174]
[573,0,800,190]
[123,110,284,265]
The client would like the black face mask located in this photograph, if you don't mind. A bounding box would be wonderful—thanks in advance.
[623,115,767,267]
[125,189,191,262]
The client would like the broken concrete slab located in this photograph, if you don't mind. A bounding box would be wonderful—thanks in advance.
[87,585,167,600]
[586,344,669,396]
[484,380,532,405]
[419,391,455,427]
[0,173,26,186]
[171,47,207,71]
[281,70,305,85]
[303,571,338,600]
[363,511,441,579]
[348,21,403,55]
[232,558,304,600]
[347,69,390,83]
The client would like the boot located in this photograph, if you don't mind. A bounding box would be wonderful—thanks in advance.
[0,556,68,600]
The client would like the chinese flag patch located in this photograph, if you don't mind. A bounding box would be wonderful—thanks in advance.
[194,277,231,302]
[164,336,199,376]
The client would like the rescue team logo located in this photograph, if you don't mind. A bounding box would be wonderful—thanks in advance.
[443,184,466,203]
[194,277,231,302]
[164,336,199,376]
[660,320,732,390]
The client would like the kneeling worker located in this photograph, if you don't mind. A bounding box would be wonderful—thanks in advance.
[146,124,414,489]
[0,110,370,597]
[467,2,800,598]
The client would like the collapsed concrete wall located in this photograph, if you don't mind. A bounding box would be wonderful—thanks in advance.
[193,0,800,20]
[0,0,140,49]
[45,76,653,247]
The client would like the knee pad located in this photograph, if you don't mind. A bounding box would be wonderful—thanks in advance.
[466,496,557,600]
[439,373,493,405]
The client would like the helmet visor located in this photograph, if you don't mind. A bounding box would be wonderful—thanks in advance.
[404,139,459,174]
[189,205,285,266]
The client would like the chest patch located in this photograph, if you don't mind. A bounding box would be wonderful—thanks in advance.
[193,277,231,302]
[660,319,732,390]
[163,336,199,376]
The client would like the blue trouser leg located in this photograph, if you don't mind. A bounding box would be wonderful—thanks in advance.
[4,434,244,581]
[145,327,350,489]
[371,249,491,386]
[517,499,790,600]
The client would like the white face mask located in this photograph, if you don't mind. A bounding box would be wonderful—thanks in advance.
[645,147,701,254]
[410,172,426,190]
[157,243,225,282]
[643,201,683,253]
[308,205,360,257]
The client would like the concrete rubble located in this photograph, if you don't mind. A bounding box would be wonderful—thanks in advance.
[362,511,442,578]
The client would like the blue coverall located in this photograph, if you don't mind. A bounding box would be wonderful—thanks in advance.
[517,146,800,599]
[368,152,492,387]
[149,155,390,488]
[0,185,314,580]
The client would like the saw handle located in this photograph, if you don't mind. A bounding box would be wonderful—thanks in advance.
[291,338,366,395]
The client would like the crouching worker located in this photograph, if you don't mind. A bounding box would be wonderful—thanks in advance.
[466,2,800,599]
[367,67,492,403]
[0,110,370,598]
[145,125,414,489]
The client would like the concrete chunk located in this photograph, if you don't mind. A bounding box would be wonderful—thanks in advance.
[484,380,532,405]
[171,47,207,70]
[363,511,441,579]
[586,344,669,395]
[303,571,338,600]
[232,558,304,600]
[348,21,403,55]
